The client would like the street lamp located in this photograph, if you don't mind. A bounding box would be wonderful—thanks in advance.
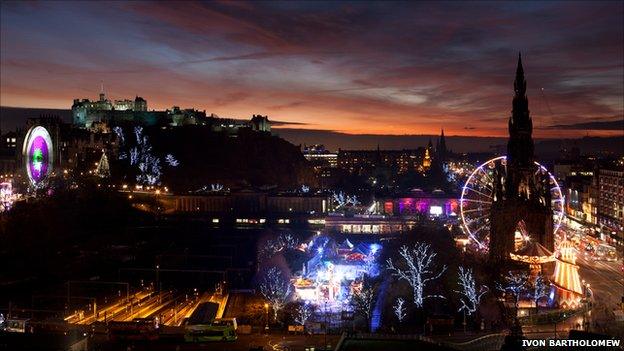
[581,281,591,331]
[324,299,329,348]
[264,303,270,332]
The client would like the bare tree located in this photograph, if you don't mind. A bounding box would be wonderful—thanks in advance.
[455,266,488,316]
[393,297,407,323]
[332,191,359,209]
[351,285,376,331]
[259,266,292,320]
[497,271,529,310]
[386,243,447,307]
[531,274,550,314]
[294,303,315,327]
[259,233,300,262]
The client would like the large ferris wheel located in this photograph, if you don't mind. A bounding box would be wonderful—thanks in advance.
[459,156,565,249]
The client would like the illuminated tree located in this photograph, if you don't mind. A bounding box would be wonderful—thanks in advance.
[259,266,292,320]
[332,191,359,209]
[393,297,407,323]
[386,243,447,307]
[351,285,376,330]
[455,266,488,316]
[113,126,125,145]
[497,271,529,310]
[260,233,301,262]
[531,274,550,313]
[294,303,315,326]
[115,126,179,185]
[165,154,179,167]
[96,151,110,178]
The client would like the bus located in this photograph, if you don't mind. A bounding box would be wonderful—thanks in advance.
[211,318,237,330]
[184,324,237,342]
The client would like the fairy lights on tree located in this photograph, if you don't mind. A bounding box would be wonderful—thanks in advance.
[259,233,300,262]
[115,126,179,185]
[165,154,179,167]
[294,303,315,326]
[386,243,447,308]
[259,266,292,320]
[393,297,407,323]
[350,285,376,330]
[497,271,529,310]
[96,151,111,178]
[332,191,359,209]
[531,274,550,313]
[455,266,488,316]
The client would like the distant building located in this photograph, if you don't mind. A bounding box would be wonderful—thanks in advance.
[250,114,271,132]
[72,91,162,130]
[72,90,274,136]
[168,106,207,126]
[598,168,624,246]
[303,145,338,168]
[565,174,596,224]
[338,149,424,175]
[435,128,448,164]
[422,139,432,170]
[0,131,19,175]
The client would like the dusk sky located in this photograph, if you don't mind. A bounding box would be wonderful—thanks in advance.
[1,1,622,138]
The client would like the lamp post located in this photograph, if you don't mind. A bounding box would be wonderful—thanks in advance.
[264,303,269,332]
[582,281,591,331]
[324,300,329,349]
[462,309,467,334]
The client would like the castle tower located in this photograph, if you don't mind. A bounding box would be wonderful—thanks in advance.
[99,81,106,102]
[552,239,582,308]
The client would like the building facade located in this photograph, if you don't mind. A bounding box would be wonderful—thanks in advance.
[598,169,624,246]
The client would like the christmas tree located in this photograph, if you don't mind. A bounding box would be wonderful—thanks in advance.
[96,151,110,178]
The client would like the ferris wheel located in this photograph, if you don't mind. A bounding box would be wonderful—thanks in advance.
[459,156,565,249]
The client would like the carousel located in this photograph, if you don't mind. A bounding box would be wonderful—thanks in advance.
[510,239,555,275]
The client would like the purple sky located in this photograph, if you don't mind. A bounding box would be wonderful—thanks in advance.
[1,1,622,138]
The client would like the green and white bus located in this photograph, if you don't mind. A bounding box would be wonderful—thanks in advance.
[184,324,237,342]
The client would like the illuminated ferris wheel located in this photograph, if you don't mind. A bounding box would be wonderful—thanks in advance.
[459,156,564,249]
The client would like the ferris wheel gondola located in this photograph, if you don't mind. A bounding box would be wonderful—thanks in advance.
[460,156,564,250]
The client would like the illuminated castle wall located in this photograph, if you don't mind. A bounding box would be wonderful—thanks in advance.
[72,91,149,129]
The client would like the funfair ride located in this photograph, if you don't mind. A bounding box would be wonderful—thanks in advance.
[459,156,564,250]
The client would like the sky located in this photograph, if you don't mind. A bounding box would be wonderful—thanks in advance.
[1,1,622,138]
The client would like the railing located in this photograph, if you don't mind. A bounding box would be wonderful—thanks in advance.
[335,332,508,351]
[444,333,506,351]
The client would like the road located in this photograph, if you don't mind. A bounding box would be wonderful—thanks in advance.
[577,255,623,309]
[97,333,342,351]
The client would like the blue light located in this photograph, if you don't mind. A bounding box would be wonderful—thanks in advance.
[369,243,381,254]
